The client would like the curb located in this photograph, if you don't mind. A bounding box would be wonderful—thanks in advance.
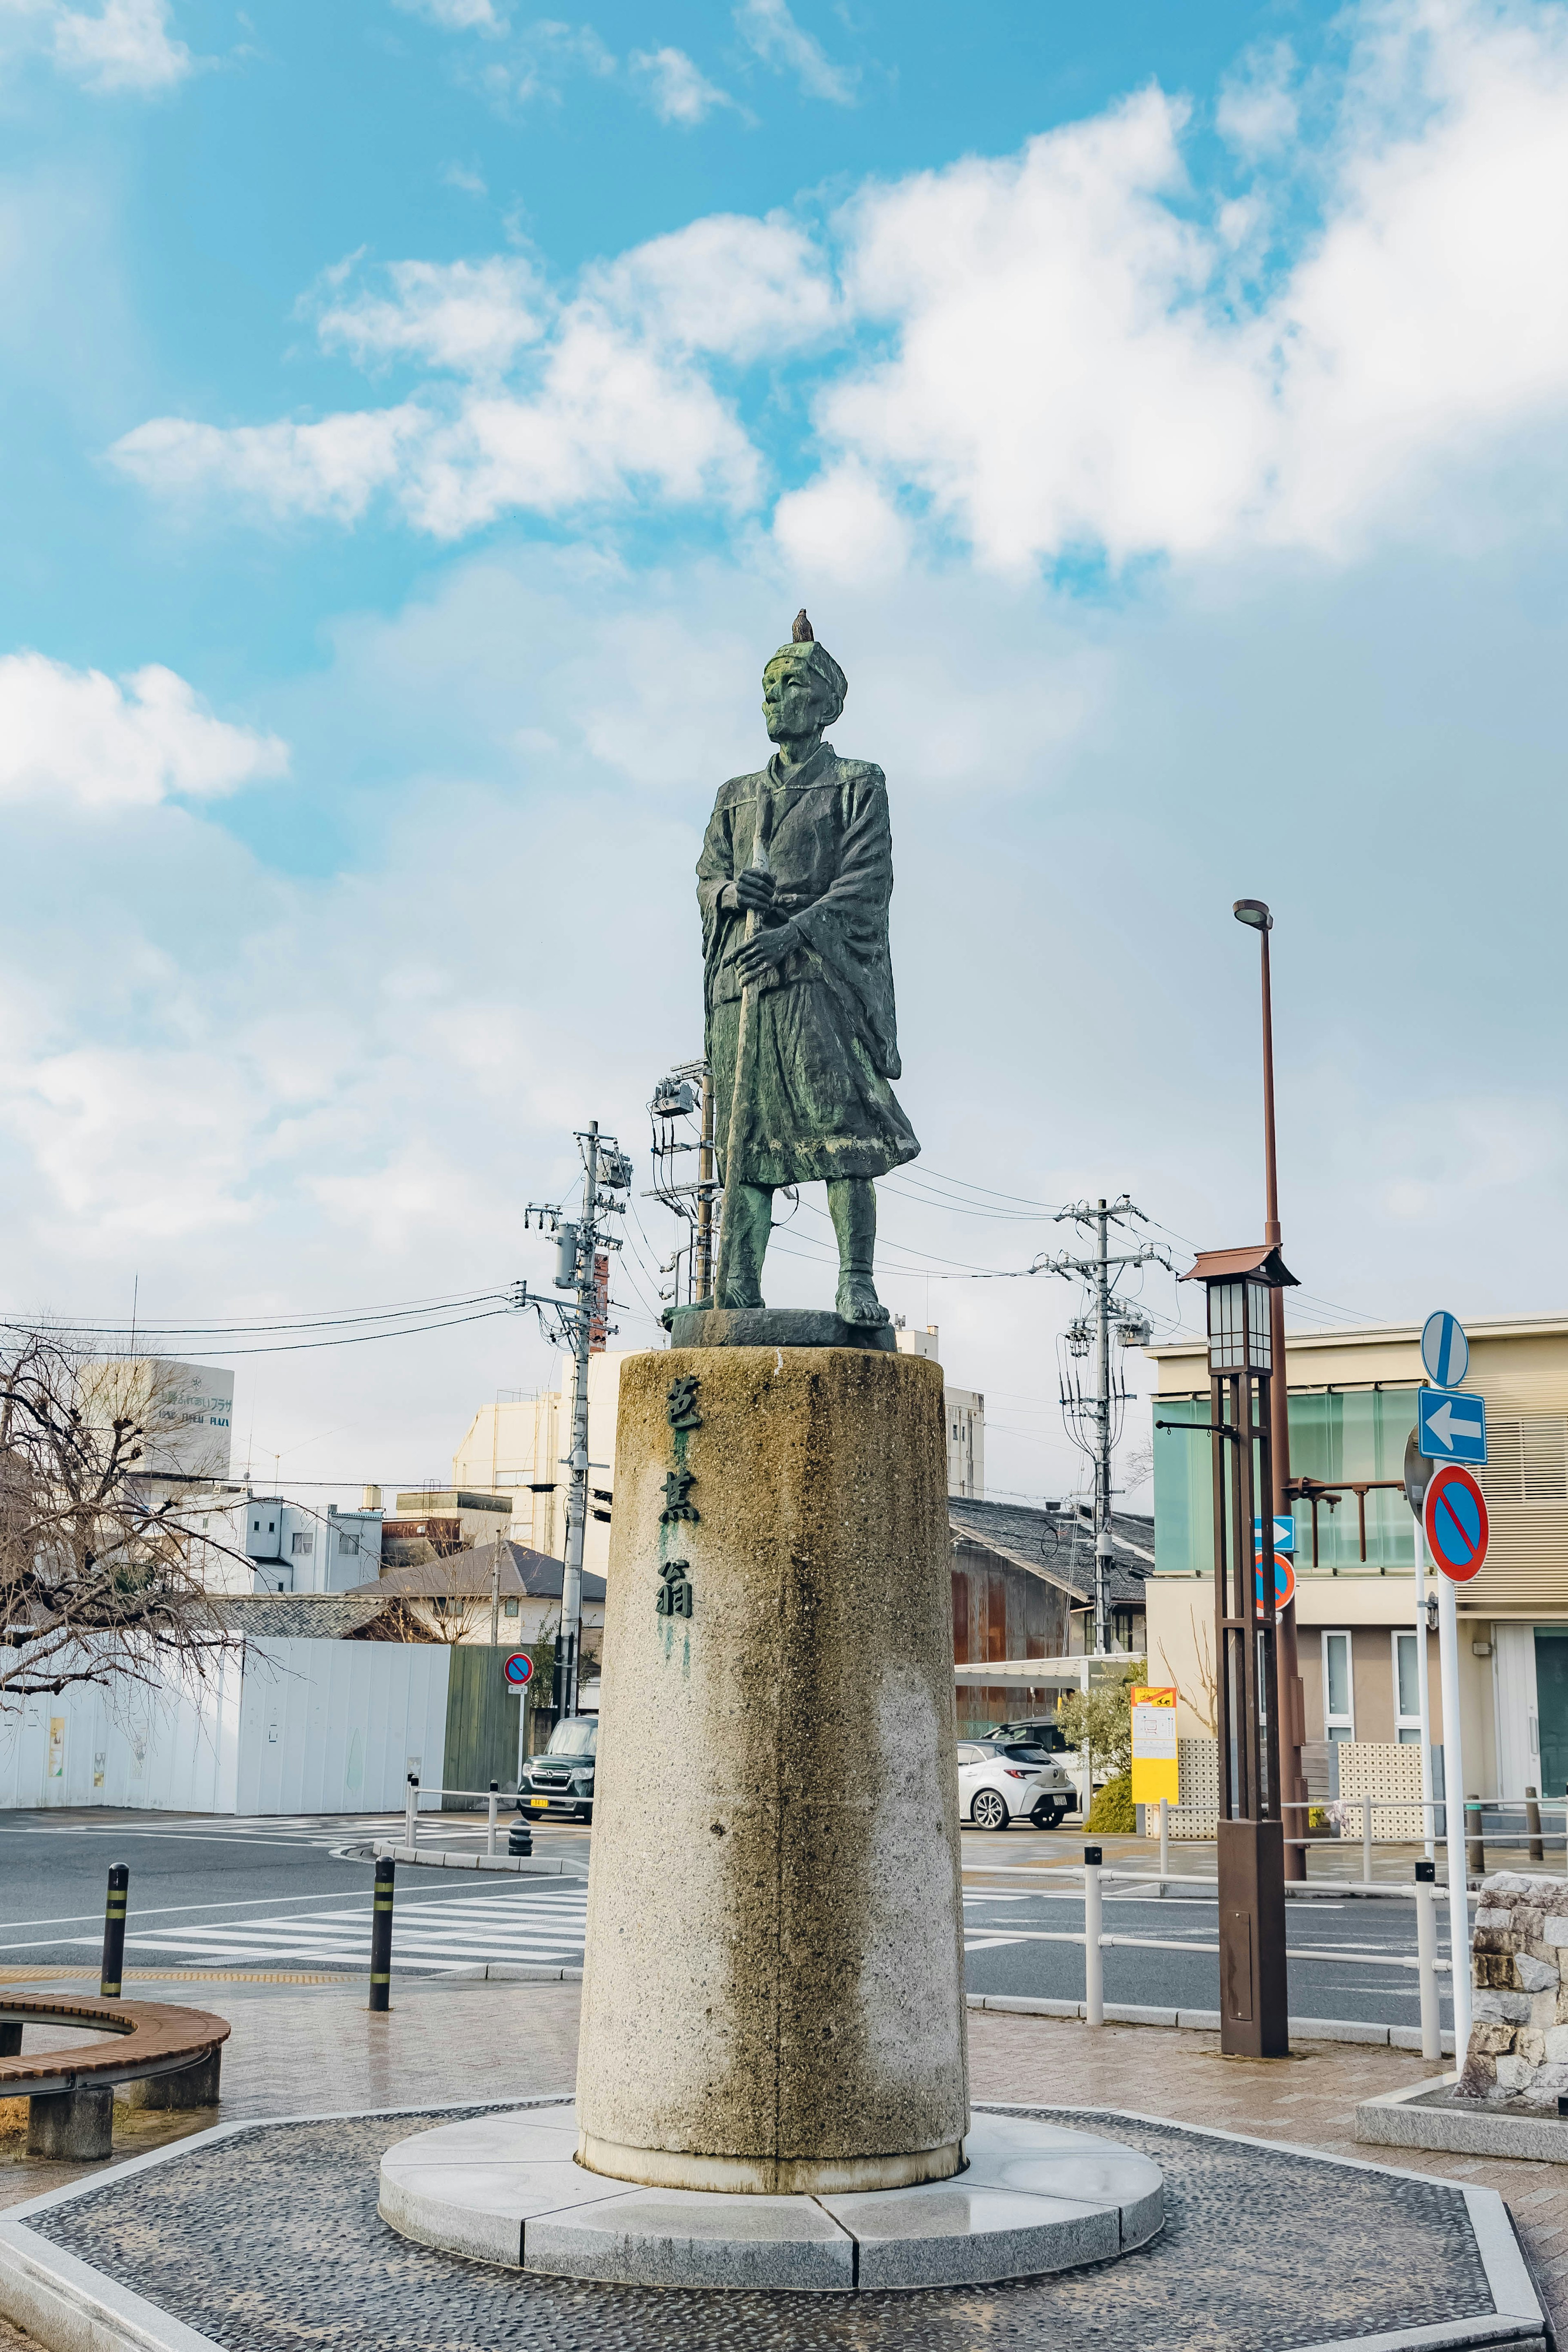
[965,1994,1456,2055]
[439,1964,585,1983]
[1357,2076,1568,2163]
[372,1842,589,1880]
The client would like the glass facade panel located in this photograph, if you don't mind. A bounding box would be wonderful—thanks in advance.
[1396,1631,1418,1719]
[1152,1394,1215,1579]
[1152,1384,1418,1576]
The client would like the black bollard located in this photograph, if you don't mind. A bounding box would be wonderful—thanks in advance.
[100,1864,129,1998]
[368,1855,395,2012]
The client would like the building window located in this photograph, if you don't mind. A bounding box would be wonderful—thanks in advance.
[1323,1631,1354,1741]
[1392,1631,1422,1743]
[504,1597,520,1617]
[338,1532,360,1555]
[290,1532,313,1556]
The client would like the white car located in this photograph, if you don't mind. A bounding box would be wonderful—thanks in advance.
[956,1739,1076,1831]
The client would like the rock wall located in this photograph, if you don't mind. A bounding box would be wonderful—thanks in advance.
[1457,1870,1568,2104]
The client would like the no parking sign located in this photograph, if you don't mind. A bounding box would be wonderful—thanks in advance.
[1423,1463,1489,1583]
[503,1652,535,1693]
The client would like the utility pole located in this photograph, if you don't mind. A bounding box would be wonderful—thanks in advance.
[1037,1199,1169,1655]
[523,1118,633,1722]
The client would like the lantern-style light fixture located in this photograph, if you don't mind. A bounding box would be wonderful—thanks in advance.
[1180,1244,1298,1372]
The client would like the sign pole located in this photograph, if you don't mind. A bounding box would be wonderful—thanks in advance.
[1414,1534,1436,1864]
[1437,1566,1472,2055]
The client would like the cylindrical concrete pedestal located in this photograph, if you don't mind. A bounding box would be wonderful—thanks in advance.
[575,1345,968,2195]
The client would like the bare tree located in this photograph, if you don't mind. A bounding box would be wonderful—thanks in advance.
[0,1334,242,1706]
[1156,1604,1218,1737]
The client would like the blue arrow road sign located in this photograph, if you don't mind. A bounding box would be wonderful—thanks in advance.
[1418,1386,1488,1466]
[1421,1310,1469,1390]
[1254,1515,1296,1556]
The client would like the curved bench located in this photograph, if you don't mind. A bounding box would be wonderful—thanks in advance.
[0,1993,230,2161]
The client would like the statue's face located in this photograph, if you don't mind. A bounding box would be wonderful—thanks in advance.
[763,654,829,744]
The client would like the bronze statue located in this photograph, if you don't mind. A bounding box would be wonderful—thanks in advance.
[697,614,919,1323]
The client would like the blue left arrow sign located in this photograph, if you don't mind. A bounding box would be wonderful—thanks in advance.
[1418,1387,1488,1466]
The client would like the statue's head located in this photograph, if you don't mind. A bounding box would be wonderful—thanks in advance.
[763,610,846,744]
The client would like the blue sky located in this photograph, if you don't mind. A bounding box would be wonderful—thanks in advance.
[3,0,1568,1505]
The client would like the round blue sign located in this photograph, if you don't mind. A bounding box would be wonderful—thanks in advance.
[503,1652,535,1688]
[1421,1310,1469,1390]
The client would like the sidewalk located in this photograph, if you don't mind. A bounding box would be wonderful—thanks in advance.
[3,1978,1565,2343]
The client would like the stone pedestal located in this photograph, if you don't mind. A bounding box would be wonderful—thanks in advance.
[575,1344,967,2195]
[121,2048,223,2109]
[27,2087,113,2160]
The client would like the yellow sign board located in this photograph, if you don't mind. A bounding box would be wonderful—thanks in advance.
[1130,1685,1178,1807]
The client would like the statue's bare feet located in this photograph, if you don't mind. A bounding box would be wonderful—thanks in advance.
[836,1274,890,1326]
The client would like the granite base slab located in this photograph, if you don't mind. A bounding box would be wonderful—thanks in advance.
[377,2102,1164,2290]
[1358,2074,1568,2162]
[667,1305,896,1350]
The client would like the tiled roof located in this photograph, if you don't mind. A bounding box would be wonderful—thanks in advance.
[206,1595,404,1639]
[347,1538,607,1604]
[948,1497,1154,1610]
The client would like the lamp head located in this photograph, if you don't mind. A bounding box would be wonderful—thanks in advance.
[1234,898,1273,931]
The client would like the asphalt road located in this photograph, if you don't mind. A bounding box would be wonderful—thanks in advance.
[959,1827,1454,2032]
[0,1809,594,1980]
[0,1812,1452,2030]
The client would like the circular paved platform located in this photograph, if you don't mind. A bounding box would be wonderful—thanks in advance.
[377,2102,1164,2290]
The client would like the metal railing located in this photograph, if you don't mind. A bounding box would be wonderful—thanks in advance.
[404,1775,516,1855]
[1014,1850,1450,2060]
[1156,1793,1564,1884]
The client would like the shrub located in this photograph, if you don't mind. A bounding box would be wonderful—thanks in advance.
[1087,1771,1136,1834]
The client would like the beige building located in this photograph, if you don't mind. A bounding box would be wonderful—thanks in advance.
[1145,1313,1568,1804]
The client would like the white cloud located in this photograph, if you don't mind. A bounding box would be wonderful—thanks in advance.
[392,0,506,29]
[773,462,910,582]
[500,16,614,105]
[0,0,191,89]
[823,88,1270,569]
[1215,42,1299,156]
[589,213,837,361]
[316,257,546,376]
[441,162,489,196]
[111,220,835,532]
[813,0,1568,568]
[734,0,856,105]
[111,407,427,521]
[106,0,1568,570]
[0,653,287,809]
[630,44,739,126]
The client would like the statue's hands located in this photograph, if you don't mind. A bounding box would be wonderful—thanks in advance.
[734,866,775,914]
[735,920,800,986]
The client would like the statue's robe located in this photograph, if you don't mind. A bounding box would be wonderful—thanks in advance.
[697,740,920,1188]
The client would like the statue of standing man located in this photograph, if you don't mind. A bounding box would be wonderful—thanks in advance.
[697,614,920,1323]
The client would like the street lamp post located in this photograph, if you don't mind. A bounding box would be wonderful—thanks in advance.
[1180,1244,1298,2058]
[1234,899,1308,1884]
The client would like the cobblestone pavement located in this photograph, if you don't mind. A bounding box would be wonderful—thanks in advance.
[1,1982,1564,2345]
[26,2102,1497,2352]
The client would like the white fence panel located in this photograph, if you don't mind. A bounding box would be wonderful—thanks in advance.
[1174,1737,1219,1838]
[0,1654,242,1812]
[233,1641,450,1815]
[1336,1740,1425,1841]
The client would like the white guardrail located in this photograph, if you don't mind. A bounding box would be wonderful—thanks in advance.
[1158,1791,1561,1885]
[403,1775,519,1855]
[1016,1851,1451,2061]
